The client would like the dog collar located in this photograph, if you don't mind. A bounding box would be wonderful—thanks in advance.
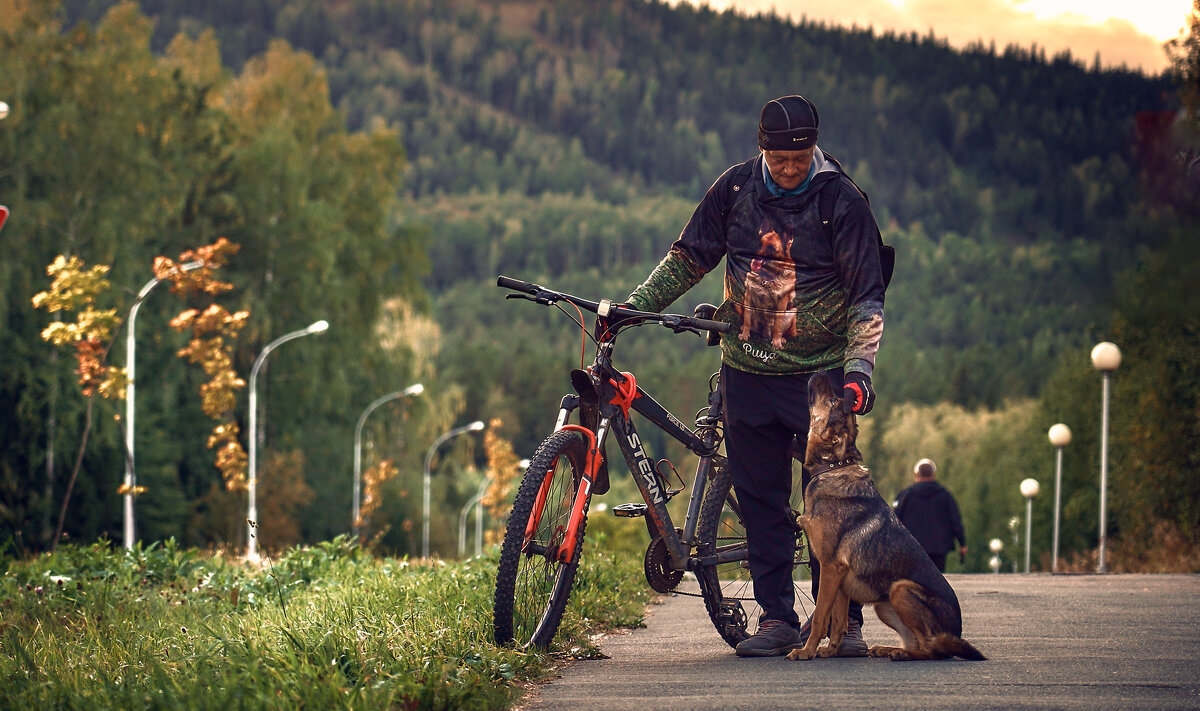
[806,458,861,478]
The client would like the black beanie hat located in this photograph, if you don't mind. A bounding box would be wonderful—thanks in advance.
[758,95,819,150]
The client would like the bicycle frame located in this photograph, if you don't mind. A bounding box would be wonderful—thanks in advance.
[495,276,809,651]
[536,338,725,568]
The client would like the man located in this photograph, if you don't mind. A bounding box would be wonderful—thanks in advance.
[626,95,886,657]
[894,458,967,572]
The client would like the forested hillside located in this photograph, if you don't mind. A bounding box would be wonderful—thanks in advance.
[62,0,1177,409]
[5,0,1197,569]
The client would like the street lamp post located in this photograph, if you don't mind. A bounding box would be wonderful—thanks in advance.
[123,260,204,550]
[246,319,329,561]
[1091,342,1121,573]
[457,457,528,558]
[1047,423,1072,573]
[353,383,424,538]
[422,420,485,559]
[1020,478,1040,573]
[458,477,489,558]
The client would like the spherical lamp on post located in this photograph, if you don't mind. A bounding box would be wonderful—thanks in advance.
[1020,478,1040,573]
[988,538,1004,574]
[1047,423,1072,573]
[1090,342,1121,573]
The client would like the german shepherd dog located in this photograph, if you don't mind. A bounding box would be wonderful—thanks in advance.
[786,374,986,662]
[737,228,797,349]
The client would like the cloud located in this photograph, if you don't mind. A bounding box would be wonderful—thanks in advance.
[676,0,1176,73]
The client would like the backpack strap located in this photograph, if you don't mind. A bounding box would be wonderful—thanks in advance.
[818,175,840,246]
[720,156,758,224]
[820,173,895,291]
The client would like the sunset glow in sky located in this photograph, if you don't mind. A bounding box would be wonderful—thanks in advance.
[673,0,1195,73]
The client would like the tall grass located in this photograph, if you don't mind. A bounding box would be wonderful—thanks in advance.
[0,516,653,709]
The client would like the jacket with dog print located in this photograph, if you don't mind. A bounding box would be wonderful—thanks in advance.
[628,147,885,377]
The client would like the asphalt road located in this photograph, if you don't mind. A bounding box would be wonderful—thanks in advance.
[519,574,1200,710]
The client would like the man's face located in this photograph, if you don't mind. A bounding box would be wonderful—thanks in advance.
[763,147,815,191]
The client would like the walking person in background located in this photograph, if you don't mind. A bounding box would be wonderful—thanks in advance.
[894,458,967,572]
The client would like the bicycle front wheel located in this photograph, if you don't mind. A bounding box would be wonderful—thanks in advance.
[493,429,590,649]
[693,456,813,649]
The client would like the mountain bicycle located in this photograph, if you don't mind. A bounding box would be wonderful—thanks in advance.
[491,275,813,651]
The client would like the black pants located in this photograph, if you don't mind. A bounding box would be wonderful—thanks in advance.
[722,364,864,630]
[927,552,948,572]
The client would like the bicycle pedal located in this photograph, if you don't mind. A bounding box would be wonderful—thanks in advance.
[613,503,648,518]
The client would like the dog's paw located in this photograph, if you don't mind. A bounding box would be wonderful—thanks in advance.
[888,650,913,662]
[786,647,816,661]
[816,645,839,658]
[869,645,906,659]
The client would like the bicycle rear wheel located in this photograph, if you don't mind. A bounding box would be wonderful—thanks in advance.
[693,456,813,649]
[493,429,590,649]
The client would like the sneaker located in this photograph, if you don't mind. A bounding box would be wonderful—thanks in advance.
[836,616,868,657]
[734,619,801,657]
[797,614,813,645]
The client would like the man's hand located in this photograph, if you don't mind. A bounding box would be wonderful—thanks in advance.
[842,372,875,415]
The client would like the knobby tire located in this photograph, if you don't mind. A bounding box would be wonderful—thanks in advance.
[694,457,812,649]
[493,430,590,649]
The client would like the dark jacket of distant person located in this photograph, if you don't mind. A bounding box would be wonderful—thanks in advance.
[894,479,965,557]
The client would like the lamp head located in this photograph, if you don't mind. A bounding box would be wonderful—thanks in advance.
[1048,423,1072,447]
[1090,342,1121,371]
[989,538,1004,553]
[306,319,330,334]
[404,383,425,396]
[468,420,486,432]
[1020,478,1040,499]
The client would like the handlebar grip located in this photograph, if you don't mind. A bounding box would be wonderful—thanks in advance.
[691,317,731,334]
[496,275,538,294]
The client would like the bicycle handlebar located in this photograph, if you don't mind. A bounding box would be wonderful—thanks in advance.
[496,275,731,335]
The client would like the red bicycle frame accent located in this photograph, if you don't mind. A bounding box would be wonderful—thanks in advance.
[522,424,602,564]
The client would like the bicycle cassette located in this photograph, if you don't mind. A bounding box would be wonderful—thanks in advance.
[643,533,685,593]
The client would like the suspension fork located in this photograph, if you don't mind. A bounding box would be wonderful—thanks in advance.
[522,415,605,565]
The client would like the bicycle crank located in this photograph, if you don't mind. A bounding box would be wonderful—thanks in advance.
[643,533,685,593]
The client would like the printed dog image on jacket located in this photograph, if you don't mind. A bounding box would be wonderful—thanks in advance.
[786,373,986,662]
[737,227,798,349]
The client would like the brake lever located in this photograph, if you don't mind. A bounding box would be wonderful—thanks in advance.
[660,315,704,337]
[505,292,557,305]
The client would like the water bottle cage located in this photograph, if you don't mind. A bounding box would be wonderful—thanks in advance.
[656,459,685,500]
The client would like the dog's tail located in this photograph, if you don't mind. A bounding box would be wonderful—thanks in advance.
[929,633,987,661]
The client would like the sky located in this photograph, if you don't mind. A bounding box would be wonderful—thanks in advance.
[671,0,1196,74]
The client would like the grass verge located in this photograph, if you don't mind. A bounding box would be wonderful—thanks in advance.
[0,515,654,710]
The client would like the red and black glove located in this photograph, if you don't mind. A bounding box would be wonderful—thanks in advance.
[843,372,876,415]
